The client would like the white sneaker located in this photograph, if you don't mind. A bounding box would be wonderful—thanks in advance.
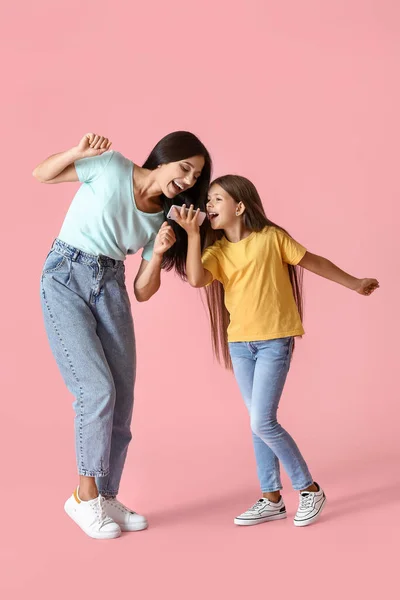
[101,497,148,532]
[294,483,326,527]
[64,489,121,539]
[234,497,287,526]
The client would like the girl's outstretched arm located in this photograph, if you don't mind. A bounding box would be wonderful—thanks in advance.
[174,205,212,288]
[299,252,379,296]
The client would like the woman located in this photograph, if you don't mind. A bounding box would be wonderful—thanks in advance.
[34,131,212,539]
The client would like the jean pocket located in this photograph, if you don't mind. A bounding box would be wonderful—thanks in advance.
[254,337,293,357]
[42,250,67,274]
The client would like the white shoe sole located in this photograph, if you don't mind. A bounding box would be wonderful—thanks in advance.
[234,512,287,526]
[64,500,121,539]
[119,521,148,532]
[294,496,327,527]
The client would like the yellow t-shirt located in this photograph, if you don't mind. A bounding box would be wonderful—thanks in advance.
[201,226,306,343]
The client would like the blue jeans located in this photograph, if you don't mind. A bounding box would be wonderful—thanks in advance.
[229,337,313,492]
[40,239,136,497]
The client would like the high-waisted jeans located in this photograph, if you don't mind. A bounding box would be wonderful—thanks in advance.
[40,239,136,497]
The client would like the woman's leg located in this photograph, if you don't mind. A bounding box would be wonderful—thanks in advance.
[229,342,282,495]
[40,254,116,496]
[250,338,314,491]
[94,265,136,498]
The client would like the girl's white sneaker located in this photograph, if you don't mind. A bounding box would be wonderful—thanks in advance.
[294,483,326,527]
[234,497,287,526]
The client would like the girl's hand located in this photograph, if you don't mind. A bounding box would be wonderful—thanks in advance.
[74,133,112,159]
[153,222,176,256]
[173,204,201,236]
[353,278,380,296]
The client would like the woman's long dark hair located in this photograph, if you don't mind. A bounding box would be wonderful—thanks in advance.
[142,131,212,279]
[203,175,304,369]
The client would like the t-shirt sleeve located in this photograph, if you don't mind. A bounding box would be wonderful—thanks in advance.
[276,228,307,265]
[142,237,155,262]
[201,247,222,283]
[74,150,114,183]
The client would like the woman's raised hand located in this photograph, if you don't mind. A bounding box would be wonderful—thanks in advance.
[75,133,112,159]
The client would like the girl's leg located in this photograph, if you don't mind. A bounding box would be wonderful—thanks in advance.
[41,253,117,493]
[229,342,282,495]
[251,338,314,491]
[94,264,136,498]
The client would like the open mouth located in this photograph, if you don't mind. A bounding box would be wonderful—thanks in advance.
[207,212,219,221]
[171,180,184,194]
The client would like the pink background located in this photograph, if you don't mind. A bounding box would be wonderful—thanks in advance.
[0,0,398,597]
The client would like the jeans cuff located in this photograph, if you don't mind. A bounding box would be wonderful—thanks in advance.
[78,468,110,478]
[98,489,119,498]
[293,479,314,491]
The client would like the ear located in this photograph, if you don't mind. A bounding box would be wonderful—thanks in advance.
[235,202,246,216]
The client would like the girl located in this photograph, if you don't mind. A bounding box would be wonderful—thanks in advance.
[34,131,212,539]
[174,175,379,527]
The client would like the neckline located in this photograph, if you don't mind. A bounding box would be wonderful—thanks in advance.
[222,231,256,245]
[130,162,164,217]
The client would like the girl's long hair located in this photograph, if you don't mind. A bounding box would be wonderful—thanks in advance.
[142,131,212,279]
[203,175,304,369]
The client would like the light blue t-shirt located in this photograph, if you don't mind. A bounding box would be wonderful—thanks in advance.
[58,151,164,261]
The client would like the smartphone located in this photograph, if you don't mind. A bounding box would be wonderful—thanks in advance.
[167,205,207,226]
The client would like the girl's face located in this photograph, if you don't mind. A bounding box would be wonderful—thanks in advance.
[206,184,240,229]
[157,155,205,199]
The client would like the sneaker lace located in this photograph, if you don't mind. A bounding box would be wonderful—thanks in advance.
[106,498,135,515]
[92,496,110,525]
[299,494,313,509]
[250,499,266,512]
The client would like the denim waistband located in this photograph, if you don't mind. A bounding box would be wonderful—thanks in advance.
[52,239,123,268]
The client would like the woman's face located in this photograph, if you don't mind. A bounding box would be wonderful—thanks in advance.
[157,155,205,199]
